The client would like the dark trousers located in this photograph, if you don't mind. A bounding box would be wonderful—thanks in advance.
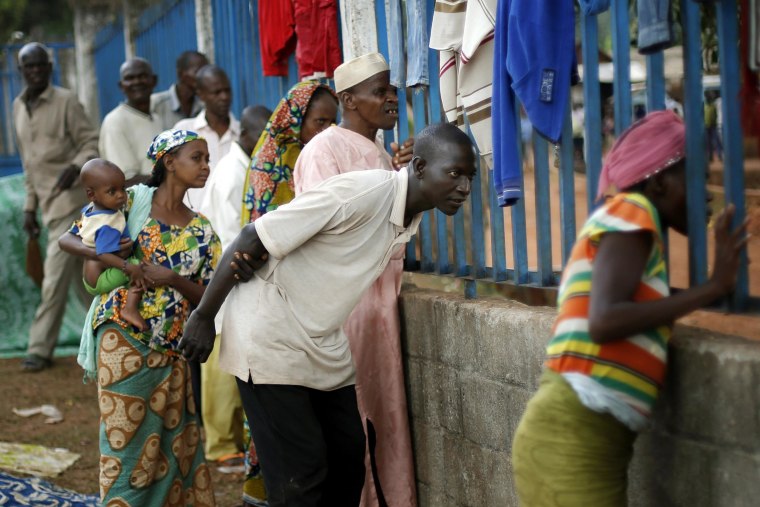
[236,378,366,507]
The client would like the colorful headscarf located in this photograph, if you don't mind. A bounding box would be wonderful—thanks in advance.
[146,129,203,168]
[597,110,685,200]
[241,81,337,224]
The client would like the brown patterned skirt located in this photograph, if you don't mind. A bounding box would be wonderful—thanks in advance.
[96,323,215,506]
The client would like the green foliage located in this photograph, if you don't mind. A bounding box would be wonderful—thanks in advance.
[0,0,74,44]
[0,0,28,42]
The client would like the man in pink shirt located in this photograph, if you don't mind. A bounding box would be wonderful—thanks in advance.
[294,52,417,507]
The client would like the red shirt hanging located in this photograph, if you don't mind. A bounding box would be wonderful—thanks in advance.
[294,0,342,78]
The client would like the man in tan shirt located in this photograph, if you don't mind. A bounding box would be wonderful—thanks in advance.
[13,42,99,371]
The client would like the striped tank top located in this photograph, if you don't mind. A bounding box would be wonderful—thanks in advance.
[545,193,671,424]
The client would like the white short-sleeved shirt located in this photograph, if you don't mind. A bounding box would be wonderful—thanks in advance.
[199,141,250,330]
[173,110,240,210]
[219,167,422,390]
[99,103,164,179]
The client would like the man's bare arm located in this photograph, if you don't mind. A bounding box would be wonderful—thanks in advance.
[178,224,268,362]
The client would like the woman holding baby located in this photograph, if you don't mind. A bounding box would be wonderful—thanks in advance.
[59,129,220,506]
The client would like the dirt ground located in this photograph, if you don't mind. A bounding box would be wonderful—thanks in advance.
[0,356,245,507]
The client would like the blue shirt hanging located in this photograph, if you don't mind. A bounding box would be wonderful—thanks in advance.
[492,0,576,207]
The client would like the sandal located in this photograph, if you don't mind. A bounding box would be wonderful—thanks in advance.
[215,452,245,474]
[21,354,52,372]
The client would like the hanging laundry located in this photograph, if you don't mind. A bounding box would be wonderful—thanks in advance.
[637,0,674,54]
[294,0,342,79]
[338,0,380,60]
[387,0,406,88]
[492,0,576,207]
[429,0,497,169]
[578,0,611,15]
[405,0,430,86]
[259,0,297,76]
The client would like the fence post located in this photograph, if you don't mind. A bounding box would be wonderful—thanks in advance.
[681,0,709,287]
[123,0,136,59]
[716,0,749,310]
[72,1,110,122]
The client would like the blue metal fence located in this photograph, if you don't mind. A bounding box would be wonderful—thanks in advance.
[87,0,754,310]
[212,0,300,116]
[93,0,197,121]
[135,0,197,93]
[93,19,126,121]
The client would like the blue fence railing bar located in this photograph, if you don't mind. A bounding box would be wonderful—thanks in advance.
[135,0,197,97]
[84,0,754,311]
[93,18,125,121]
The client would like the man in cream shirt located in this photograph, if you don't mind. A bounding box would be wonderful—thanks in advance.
[180,123,476,506]
[173,65,239,210]
[196,104,270,463]
[99,58,163,184]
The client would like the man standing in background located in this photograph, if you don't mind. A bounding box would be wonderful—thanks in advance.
[151,50,208,130]
[173,65,239,210]
[13,42,99,372]
[198,104,271,465]
[99,57,163,185]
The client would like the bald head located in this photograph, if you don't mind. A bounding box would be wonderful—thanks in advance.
[239,105,272,155]
[18,42,52,94]
[118,57,157,111]
[405,123,477,219]
[177,50,208,73]
[81,159,128,209]
[80,159,123,189]
[195,65,231,119]
[195,65,229,92]
[413,123,474,163]
[18,42,49,65]
[119,57,152,80]
[241,106,271,134]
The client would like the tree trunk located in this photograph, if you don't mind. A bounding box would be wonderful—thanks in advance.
[71,1,112,123]
[195,0,215,63]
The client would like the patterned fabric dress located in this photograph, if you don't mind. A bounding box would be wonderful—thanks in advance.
[241,80,337,225]
[238,80,335,506]
[88,189,221,506]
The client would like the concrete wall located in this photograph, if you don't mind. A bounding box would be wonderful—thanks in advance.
[399,287,760,507]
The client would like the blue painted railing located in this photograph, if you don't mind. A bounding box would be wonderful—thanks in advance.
[93,18,126,121]
[134,0,197,96]
[86,0,754,310]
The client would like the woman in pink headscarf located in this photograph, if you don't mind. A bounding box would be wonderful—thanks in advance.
[511,111,749,506]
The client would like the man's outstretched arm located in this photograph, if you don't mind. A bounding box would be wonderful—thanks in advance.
[178,223,269,362]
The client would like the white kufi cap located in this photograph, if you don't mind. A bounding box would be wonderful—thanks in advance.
[333,52,389,93]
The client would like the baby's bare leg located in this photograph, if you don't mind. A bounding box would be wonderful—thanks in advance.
[121,288,148,331]
[83,259,106,288]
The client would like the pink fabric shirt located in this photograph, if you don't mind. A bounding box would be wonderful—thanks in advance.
[294,125,417,507]
[294,125,394,191]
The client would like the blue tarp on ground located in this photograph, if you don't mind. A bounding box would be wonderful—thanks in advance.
[0,472,99,506]
[0,173,87,358]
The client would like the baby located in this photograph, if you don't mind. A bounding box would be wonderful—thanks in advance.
[79,159,147,331]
